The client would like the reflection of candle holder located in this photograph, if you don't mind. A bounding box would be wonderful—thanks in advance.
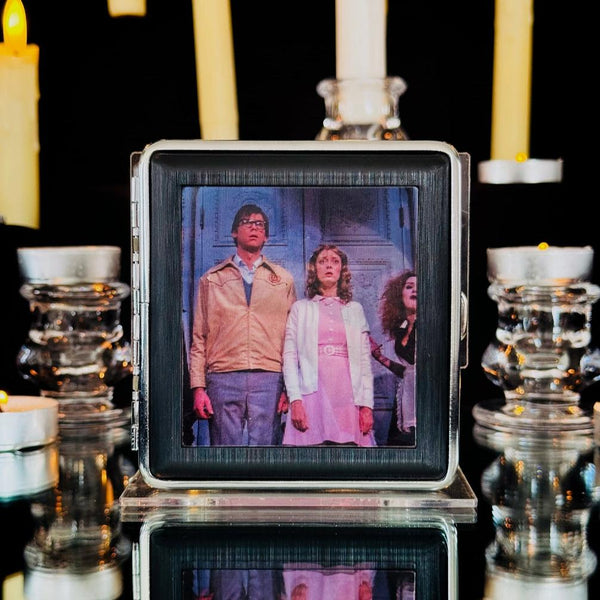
[473,245,600,433]
[474,425,597,597]
[23,424,135,600]
[16,246,132,425]
[315,77,408,141]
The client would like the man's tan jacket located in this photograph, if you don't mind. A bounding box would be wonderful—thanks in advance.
[189,256,297,389]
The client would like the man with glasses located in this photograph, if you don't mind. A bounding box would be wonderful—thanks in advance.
[189,203,297,445]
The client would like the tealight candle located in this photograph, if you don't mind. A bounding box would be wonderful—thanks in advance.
[487,244,594,286]
[0,393,58,451]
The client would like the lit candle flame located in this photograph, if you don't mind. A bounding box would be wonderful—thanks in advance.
[537,242,549,251]
[2,0,27,53]
[0,390,8,412]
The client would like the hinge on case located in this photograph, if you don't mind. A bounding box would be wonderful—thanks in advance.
[130,155,142,453]
[131,394,139,451]
[131,541,141,600]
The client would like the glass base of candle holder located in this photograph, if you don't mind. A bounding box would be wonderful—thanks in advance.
[472,396,595,435]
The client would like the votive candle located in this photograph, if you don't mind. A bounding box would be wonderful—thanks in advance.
[487,244,594,286]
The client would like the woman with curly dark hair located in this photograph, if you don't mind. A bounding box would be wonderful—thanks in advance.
[369,270,416,445]
[282,244,375,446]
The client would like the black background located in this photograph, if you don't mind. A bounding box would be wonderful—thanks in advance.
[1,1,598,598]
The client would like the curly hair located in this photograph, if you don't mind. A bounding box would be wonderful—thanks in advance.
[379,270,416,337]
[305,244,353,303]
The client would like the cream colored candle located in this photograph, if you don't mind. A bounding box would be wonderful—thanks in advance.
[334,0,387,124]
[335,0,386,80]
[0,0,39,228]
[490,0,533,161]
[107,0,146,17]
[192,0,238,140]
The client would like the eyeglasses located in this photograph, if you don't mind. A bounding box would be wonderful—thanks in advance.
[238,219,266,230]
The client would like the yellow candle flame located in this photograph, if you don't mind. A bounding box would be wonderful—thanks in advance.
[2,0,28,52]
[0,390,8,411]
[537,242,549,251]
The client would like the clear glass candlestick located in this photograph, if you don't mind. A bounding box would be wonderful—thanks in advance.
[474,247,600,433]
[16,246,132,425]
[315,76,408,141]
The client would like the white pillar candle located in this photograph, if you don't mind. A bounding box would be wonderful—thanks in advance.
[192,0,238,140]
[490,0,533,161]
[335,0,387,80]
[487,244,594,286]
[107,0,146,17]
[0,0,39,229]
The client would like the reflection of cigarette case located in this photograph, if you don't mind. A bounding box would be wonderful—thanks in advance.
[129,140,470,490]
[132,512,465,600]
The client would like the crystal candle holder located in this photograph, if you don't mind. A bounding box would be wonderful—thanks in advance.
[474,245,600,433]
[16,246,132,425]
[315,76,408,141]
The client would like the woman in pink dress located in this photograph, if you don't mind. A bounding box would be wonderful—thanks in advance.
[282,244,375,446]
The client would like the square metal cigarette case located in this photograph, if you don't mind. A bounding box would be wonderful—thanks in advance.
[129,140,470,491]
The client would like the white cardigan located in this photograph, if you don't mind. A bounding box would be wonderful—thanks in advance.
[282,297,374,408]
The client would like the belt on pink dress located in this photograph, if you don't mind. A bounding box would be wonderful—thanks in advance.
[318,343,348,357]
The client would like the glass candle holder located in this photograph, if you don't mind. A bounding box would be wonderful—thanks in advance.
[474,245,600,433]
[315,76,408,141]
[16,246,132,425]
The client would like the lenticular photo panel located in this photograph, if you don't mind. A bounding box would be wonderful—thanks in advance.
[130,139,468,489]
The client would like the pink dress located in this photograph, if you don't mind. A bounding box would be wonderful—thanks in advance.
[283,297,375,447]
